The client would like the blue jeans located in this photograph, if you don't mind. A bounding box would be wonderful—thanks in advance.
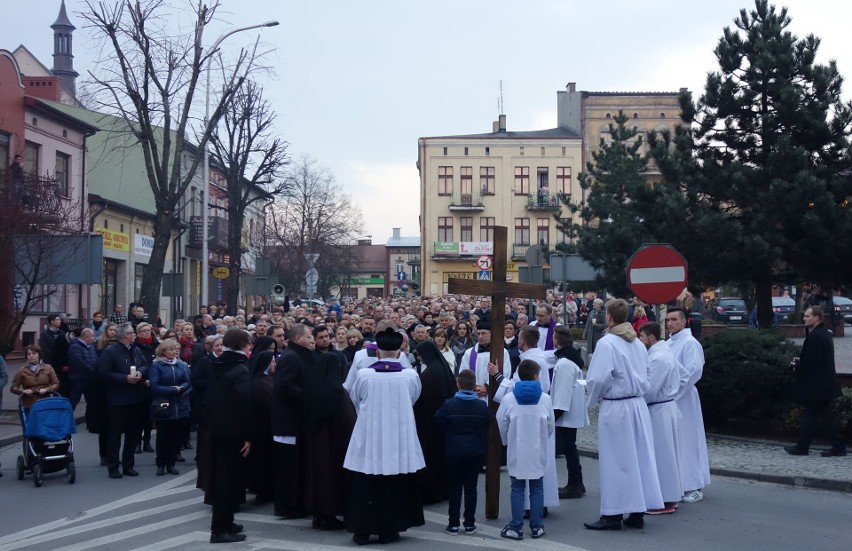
[509,476,544,530]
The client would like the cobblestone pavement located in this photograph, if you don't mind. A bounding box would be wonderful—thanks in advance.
[577,405,852,492]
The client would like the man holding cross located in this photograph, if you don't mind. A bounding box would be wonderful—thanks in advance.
[460,319,510,401]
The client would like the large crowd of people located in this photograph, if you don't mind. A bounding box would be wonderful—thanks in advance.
[4,291,722,544]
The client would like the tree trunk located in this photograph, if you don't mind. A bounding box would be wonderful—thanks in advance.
[226,206,244,316]
[755,274,774,330]
[138,210,174,312]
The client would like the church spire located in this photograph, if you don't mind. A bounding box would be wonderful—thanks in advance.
[51,0,78,97]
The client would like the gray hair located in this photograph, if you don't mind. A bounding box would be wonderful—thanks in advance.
[117,322,135,338]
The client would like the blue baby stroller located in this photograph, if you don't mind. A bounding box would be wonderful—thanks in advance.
[16,393,77,487]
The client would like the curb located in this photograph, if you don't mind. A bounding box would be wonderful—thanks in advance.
[577,447,852,494]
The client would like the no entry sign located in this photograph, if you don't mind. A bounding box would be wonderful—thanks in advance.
[627,244,687,305]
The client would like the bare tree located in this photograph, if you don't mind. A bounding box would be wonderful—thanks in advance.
[265,155,364,298]
[0,173,86,355]
[82,0,266,308]
[208,80,289,315]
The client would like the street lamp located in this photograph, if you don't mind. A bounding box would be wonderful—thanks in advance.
[201,20,279,311]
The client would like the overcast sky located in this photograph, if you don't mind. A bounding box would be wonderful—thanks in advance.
[6,0,852,243]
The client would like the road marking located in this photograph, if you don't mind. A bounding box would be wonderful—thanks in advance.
[54,511,208,551]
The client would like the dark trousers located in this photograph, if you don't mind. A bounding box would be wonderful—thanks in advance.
[797,399,846,450]
[211,436,242,535]
[67,378,90,411]
[156,417,190,467]
[273,442,301,515]
[556,426,583,486]
[106,402,146,470]
[446,454,481,528]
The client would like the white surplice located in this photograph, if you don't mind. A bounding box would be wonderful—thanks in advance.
[550,356,589,429]
[643,340,684,503]
[459,345,510,402]
[587,331,663,515]
[668,328,711,493]
[343,366,425,476]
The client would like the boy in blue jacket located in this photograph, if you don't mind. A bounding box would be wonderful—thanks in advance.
[433,369,490,535]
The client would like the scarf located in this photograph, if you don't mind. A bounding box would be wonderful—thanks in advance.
[543,317,557,350]
[156,356,178,365]
[609,322,637,342]
[137,335,153,346]
[27,362,41,375]
[178,336,195,364]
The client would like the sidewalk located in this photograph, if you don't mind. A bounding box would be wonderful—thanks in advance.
[576,407,852,493]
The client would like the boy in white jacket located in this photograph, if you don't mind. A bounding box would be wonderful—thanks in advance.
[496,359,554,540]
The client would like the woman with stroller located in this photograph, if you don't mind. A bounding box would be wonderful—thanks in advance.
[148,338,192,476]
[11,345,59,411]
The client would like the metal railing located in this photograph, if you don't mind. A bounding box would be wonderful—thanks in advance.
[527,191,562,209]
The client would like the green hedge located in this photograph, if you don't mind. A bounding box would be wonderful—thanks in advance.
[698,330,798,428]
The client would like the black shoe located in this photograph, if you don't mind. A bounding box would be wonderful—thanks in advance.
[559,485,584,499]
[623,513,644,529]
[134,443,142,454]
[167,466,179,475]
[584,516,622,530]
[227,523,244,534]
[143,443,155,453]
[353,534,371,546]
[784,445,809,456]
[108,469,123,479]
[313,516,346,531]
[378,532,400,544]
[156,466,165,476]
[210,532,247,544]
[821,448,847,457]
[122,467,139,477]
[175,454,186,463]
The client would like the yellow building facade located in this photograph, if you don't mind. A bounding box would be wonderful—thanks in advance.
[419,83,685,297]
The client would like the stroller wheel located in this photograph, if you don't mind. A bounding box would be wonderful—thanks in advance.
[67,461,76,484]
[33,463,43,487]
[16,456,25,480]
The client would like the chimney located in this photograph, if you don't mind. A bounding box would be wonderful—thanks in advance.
[392,227,401,239]
[567,82,576,93]
[498,114,506,132]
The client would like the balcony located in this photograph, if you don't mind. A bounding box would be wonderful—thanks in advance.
[0,170,64,226]
[448,189,485,211]
[526,191,562,211]
[190,215,229,249]
[512,243,531,259]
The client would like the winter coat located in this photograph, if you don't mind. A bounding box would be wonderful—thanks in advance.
[433,390,491,457]
[794,323,842,402]
[148,358,192,420]
[207,350,252,441]
[96,342,150,406]
[68,338,98,381]
[11,363,60,408]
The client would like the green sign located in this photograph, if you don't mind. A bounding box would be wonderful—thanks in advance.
[434,242,459,255]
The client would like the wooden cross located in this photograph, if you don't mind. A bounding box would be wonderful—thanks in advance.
[447,225,546,519]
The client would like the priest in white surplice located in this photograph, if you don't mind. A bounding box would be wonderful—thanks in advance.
[491,325,559,512]
[638,322,684,513]
[666,307,711,504]
[459,319,510,403]
[584,299,663,531]
[344,328,425,545]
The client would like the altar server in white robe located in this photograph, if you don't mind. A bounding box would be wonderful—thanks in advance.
[459,319,511,403]
[490,325,559,511]
[666,307,711,504]
[639,322,684,513]
[344,328,425,545]
[343,320,412,393]
[584,299,663,531]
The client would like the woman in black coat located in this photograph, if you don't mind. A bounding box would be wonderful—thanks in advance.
[201,328,253,544]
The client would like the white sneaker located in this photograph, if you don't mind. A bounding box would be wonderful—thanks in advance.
[682,489,704,503]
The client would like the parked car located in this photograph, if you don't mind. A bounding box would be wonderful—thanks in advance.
[833,296,852,324]
[771,296,796,324]
[713,298,747,323]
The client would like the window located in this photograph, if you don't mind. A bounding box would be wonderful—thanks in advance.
[537,167,549,190]
[0,132,9,170]
[561,146,566,156]
[514,217,530,245]
[540,147,545,156]
[485,147,490,156]
[537,218,550,246]
[438,166,453,195]
[134,263,145,303]
[480,166,495,195]
[55,152,70,196]
[460,166,473,200]
[438,217,453,242]
[443,147,448,156]
[24,141,40,174]
[395,262,405,275]
[519,146,525,156]
[480,216,495,242]
[556,166,572,194]
[460,217,473,242]
[514,166,529,195]
[464,147,469,156]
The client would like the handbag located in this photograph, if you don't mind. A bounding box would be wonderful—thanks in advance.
[151,398,172,419]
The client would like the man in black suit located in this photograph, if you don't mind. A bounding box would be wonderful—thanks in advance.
[785,306,846,457]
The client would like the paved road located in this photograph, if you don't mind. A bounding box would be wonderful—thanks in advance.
[1,430,850,551]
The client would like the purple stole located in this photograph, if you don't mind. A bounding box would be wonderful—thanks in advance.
[368,360,403,372]
[543,318,557,351]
